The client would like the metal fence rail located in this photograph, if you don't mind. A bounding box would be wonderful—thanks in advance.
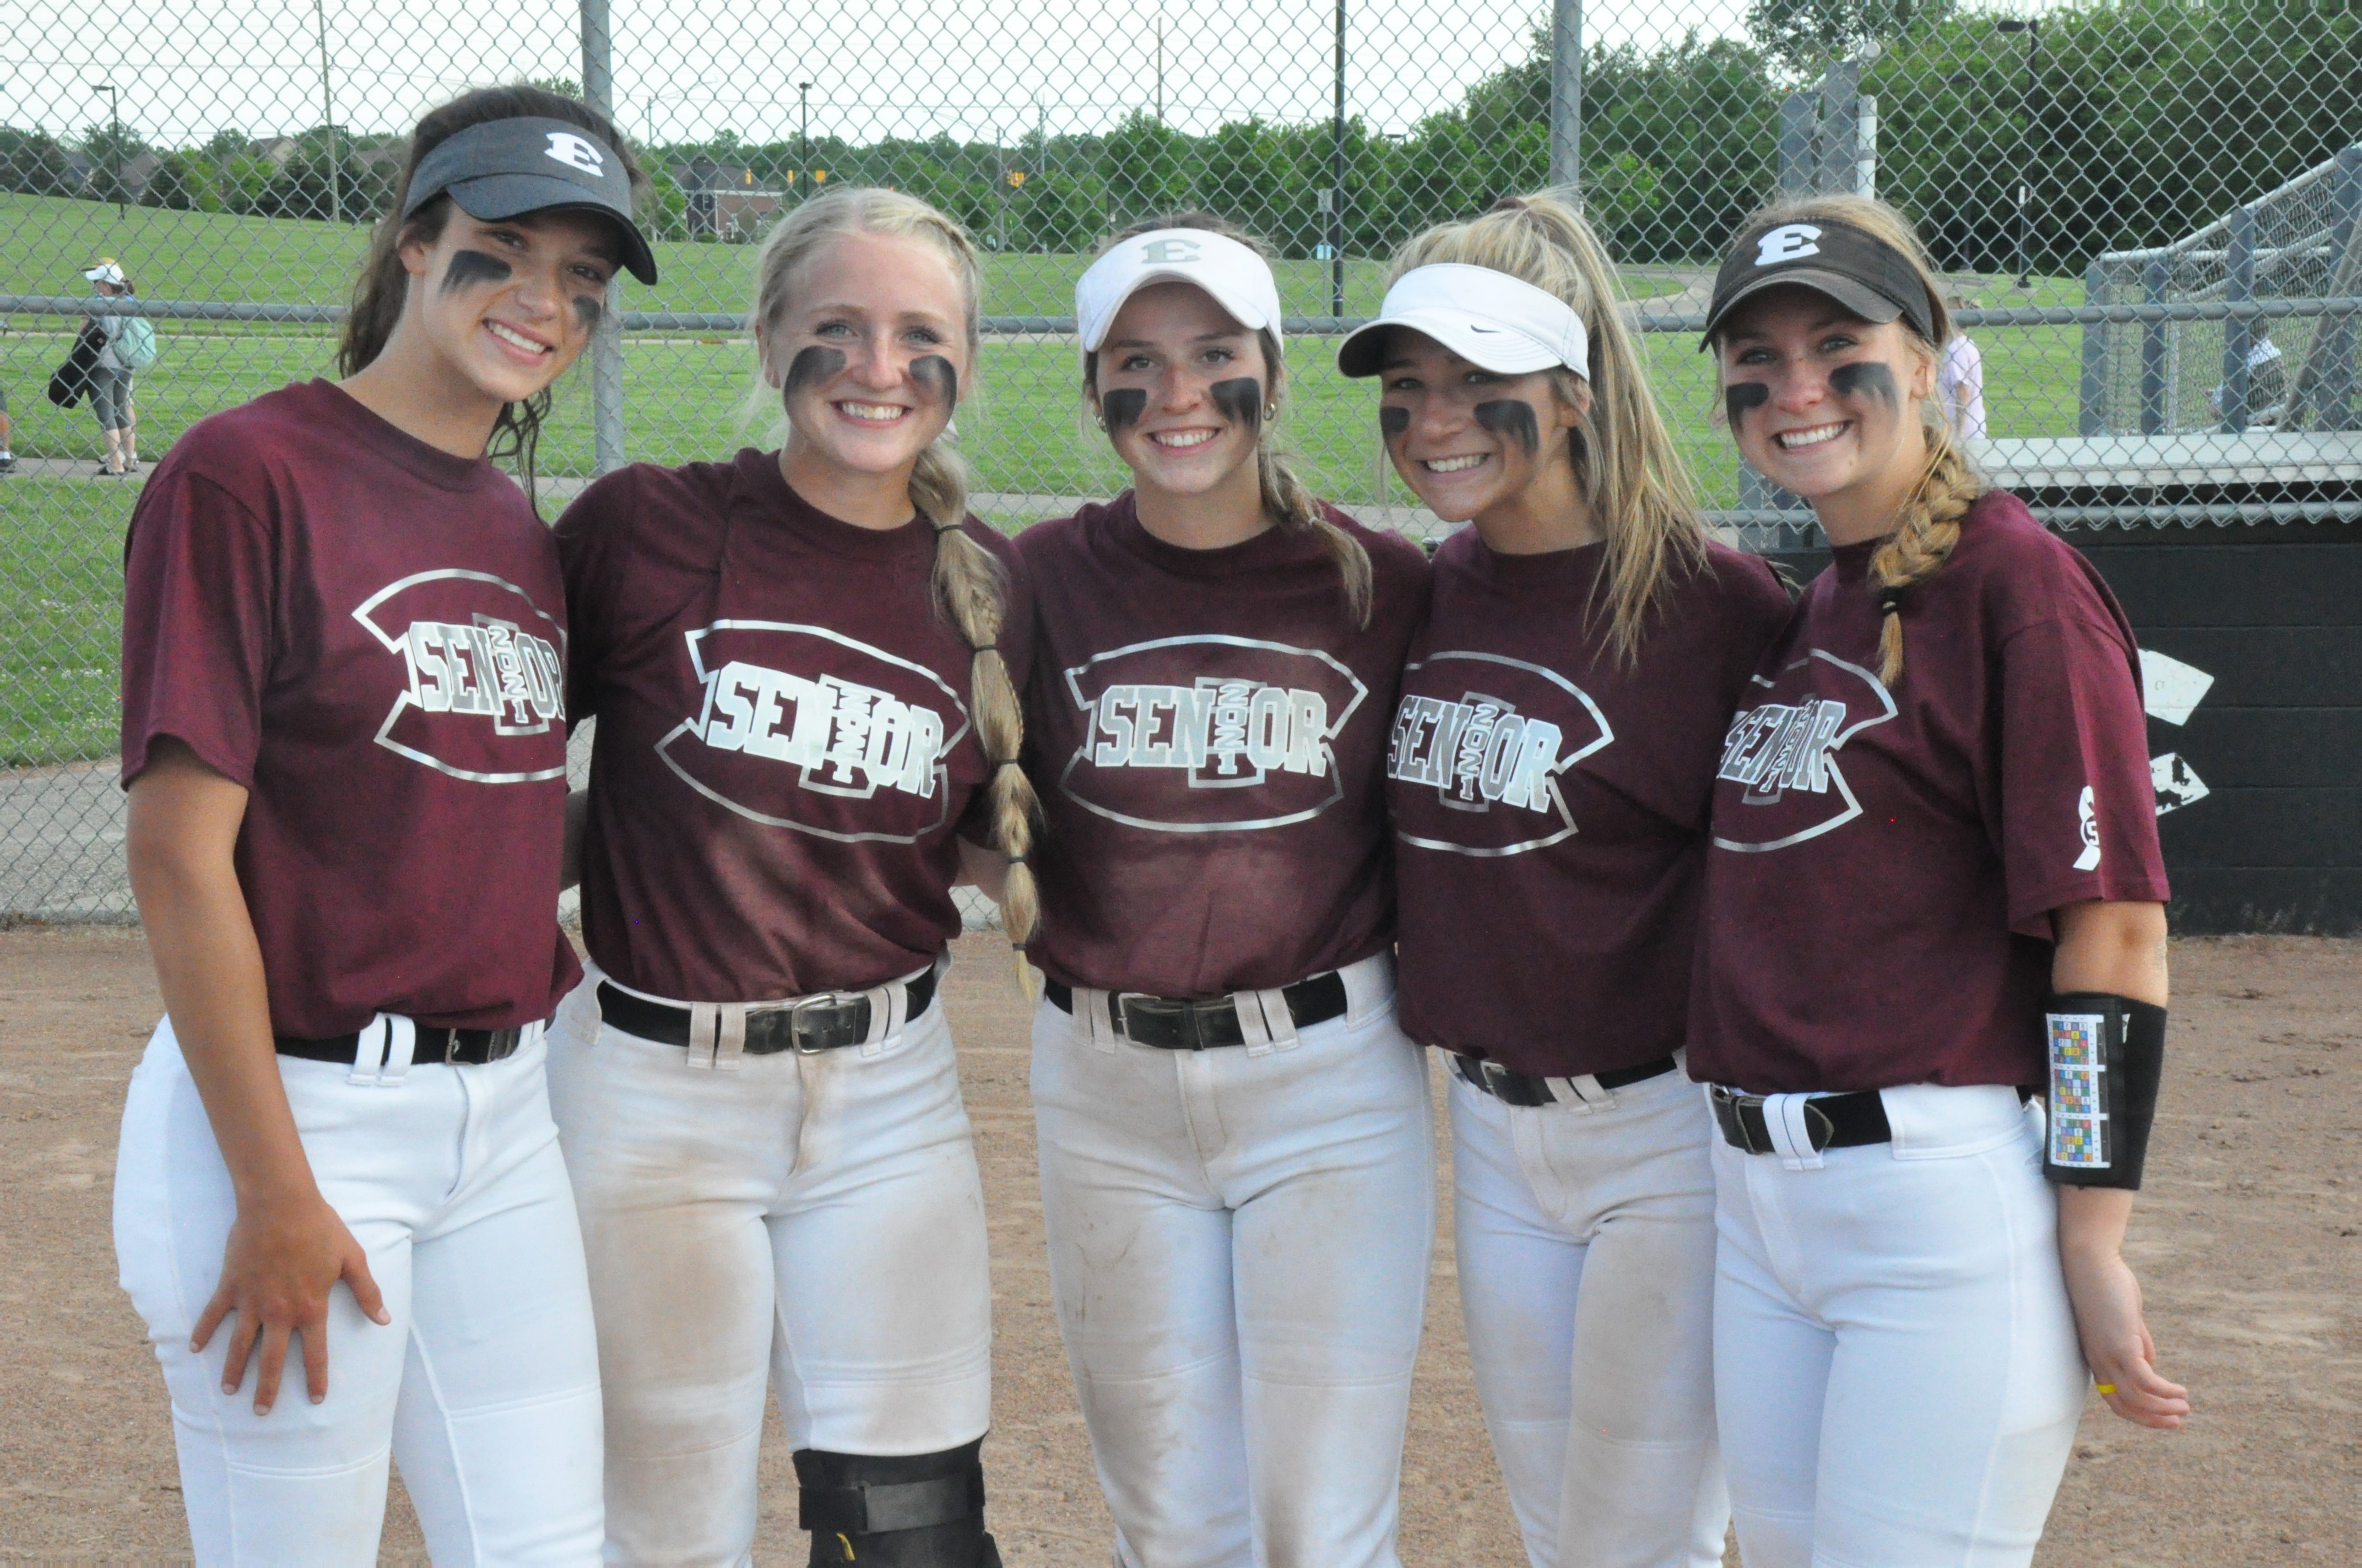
[3,0,2359,921]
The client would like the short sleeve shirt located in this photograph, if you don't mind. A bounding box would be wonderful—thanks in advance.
[1390,534,1792,1075]
[555,450,1032,1001]
[1689,492,2169,1094]
[119,379,579,1038]
[1016,495,1431,997]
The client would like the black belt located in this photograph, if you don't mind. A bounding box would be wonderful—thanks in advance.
[1044,971,1350,1050]
[596,968,937,1056]
[1710,1084,1892,1154]
[1451,1052,1680,1108]
[275,1022,537,1066]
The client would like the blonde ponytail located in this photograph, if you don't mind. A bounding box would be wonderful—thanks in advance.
[751,187,1040,969]
[1722,193,1983,685]
[1086,211,1374,627]
[1388,191,1708,661]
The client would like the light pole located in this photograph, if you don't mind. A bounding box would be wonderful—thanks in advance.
[314,0,340,222]
[1997,18,2040,289]
[799,82,812,203]
[88,83,122,216]
[1330,0,1346,318]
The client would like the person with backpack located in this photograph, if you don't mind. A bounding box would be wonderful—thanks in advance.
[82,257,155,476]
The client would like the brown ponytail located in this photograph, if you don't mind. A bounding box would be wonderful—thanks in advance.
[338,83,647,497]
[1716,192,1982,684]
[750,187,1041,969]
[1085,211,1373,626]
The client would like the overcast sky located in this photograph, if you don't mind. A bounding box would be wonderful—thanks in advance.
[1,0,1767,148]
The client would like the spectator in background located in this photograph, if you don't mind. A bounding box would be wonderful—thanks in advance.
[82,258,139,477]
[0,381,15,474]
[1938,293,1987,440]
[2209,327,2288,427]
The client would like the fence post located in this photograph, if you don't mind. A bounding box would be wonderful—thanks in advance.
[1852,95,1876,197]
[1776,95,1813,197]
[2219,202,2255,433]
[2141,256,2169,433]
[2079,259,2109,435]
[2307,145,2362,430]
[580,0,628,476]
[1548,0,1582,196]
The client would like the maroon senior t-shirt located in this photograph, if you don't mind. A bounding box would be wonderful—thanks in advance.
[119,379,579,1039]
[1391,532,1791,1075]
[1017,493,1430,997]
[1690,491,2170,1094]
[556,449,1031,1002]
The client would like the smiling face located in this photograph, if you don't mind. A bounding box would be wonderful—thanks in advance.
[1715,283,1935,506]
[1376,328,1585,527]
[1090,281,1272,501]
[399,207,621,405]
[759,229,969,482]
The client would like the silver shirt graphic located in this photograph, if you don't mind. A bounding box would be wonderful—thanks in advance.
[657,620,968,844]
[1710,649,1898,853]
[1059,633,1368,833]
[353,568,568,784]
[1387,650,1613,858]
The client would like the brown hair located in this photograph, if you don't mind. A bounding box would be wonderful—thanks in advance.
[748,186,1039,963]
[1083,211,1374,626]
[338,84,647,495]
[1714,193,1980,685]
[1389,192,1708,661]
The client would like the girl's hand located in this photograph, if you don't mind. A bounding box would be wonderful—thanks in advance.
[192,1190,389,1415]
[2058,1239,2188,1429]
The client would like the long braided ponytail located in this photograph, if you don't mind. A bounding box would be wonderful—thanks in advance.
[749,187,1041,966]
[1087,211,1373,626]
[1725,193,1982,685]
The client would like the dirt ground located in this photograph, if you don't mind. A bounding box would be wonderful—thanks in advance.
[1,927,2355,1565]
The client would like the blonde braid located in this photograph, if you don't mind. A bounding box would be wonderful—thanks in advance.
[1868,414,1981,685]
[913,449,1042,973]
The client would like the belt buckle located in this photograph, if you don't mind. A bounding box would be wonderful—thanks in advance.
[1116,994,1175,1045]
[789,992,856,1054]
[1800,1098,1836,1152]
[1711,1084,1764,1155]
[1479,1059,1521,1101]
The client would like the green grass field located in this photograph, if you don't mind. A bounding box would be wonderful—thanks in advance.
[2,191,2092,764]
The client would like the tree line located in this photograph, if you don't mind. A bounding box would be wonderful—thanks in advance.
[3,0,2356,275]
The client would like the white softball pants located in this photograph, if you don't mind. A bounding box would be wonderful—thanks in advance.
[1711,1083,2088,1568]
[1449,1059,1727,1568]
[1030,957,1436,1568]
[545,963,993,1567]
[113,1018,605,1566]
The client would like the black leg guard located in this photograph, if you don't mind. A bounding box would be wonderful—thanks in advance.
[795,1440,1002,1567]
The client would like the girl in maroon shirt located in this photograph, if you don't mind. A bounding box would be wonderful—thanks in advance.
[1018,215,1434,1566]
[113,87,654,1559]
[1696,194,2188,1567]
[546,187,1027,1566]
[1341,192,1791,1568]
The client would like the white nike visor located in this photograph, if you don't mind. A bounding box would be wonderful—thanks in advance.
[1076,228,1283,352]
[1335,263,1589,381]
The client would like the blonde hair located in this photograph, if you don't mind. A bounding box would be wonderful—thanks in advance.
[749,187,1039,961]
[1082,211,1373,626]
[1391,192,1708,661]
[1716,193,1981,686]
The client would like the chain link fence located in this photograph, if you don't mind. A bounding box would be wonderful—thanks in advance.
[3,0,2359,920]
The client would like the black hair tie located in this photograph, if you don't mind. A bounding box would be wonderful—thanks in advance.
[1878,588,1906,617]
[992,758,1024,774]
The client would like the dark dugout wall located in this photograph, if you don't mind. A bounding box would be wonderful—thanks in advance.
[1765,519,2361,936]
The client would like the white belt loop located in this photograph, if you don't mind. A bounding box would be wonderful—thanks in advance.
[1552,1072,1617,1110]
[686,1004,747,1070]
[1339,950,1396,1027]
[860,981,900,1057]
[1237,986,1301,1057]
[347,1013,416,1088]
[1080,988,1119,1052]
[1762,1091,1828,1171]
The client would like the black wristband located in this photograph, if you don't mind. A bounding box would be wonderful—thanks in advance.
[2042,992,2167,1190]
